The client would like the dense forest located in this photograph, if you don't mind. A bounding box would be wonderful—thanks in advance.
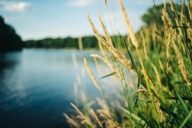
[0,15,99,50]
[24,36,99,49]
[0,16,23,51]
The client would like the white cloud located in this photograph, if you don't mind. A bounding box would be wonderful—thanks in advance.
[66,0,96,7]
[0,1,31,12]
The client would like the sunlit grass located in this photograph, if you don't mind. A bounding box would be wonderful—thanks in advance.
[66,0,192,127]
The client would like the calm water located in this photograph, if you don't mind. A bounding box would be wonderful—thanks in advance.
[0,49,100,128]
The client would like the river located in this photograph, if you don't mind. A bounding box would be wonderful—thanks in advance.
[0,49,100,128]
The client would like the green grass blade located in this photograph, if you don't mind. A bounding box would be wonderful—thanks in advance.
[175,91,189,113]
[179,110,192,128]
[121,107,146,126]
[100,72,117,79]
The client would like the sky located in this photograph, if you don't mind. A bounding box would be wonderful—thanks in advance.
[0,0,160,40]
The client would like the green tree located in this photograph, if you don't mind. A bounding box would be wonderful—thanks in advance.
[0,16,23,51]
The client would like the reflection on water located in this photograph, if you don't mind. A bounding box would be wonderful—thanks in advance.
[0,49,100,128]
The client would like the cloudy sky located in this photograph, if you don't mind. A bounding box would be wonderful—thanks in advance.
[0,0,158,40]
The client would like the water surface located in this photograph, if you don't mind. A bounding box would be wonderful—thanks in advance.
[0,49,99,128]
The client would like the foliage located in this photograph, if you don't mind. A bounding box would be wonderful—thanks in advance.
[24,36,99,49]
[138,3,191,52]
[0,16,23,51]
[140,3,189,26]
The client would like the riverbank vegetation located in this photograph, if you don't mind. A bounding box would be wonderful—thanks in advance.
[66,0,192,127]
[24,36,99,49]
[0,16,23,51]
[23,35,127,49]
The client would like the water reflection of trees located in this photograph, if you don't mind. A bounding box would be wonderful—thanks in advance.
[0,51,23,104]
[0,52,22,73]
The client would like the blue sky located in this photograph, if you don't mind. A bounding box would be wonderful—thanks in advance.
[0,0,159,40]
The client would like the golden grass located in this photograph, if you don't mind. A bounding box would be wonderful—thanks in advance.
[66,1,192,127]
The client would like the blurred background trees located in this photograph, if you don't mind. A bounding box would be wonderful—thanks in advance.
[0,16,23,51]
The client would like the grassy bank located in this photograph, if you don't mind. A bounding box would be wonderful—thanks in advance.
[66,0,192,127]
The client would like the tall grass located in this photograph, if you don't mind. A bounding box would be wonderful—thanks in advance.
[65,0,192,127]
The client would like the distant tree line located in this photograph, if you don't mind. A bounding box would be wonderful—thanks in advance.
[0,15,99,51]
[24,36,99,49]
[0,16,23,51]
[1,3,189,51]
